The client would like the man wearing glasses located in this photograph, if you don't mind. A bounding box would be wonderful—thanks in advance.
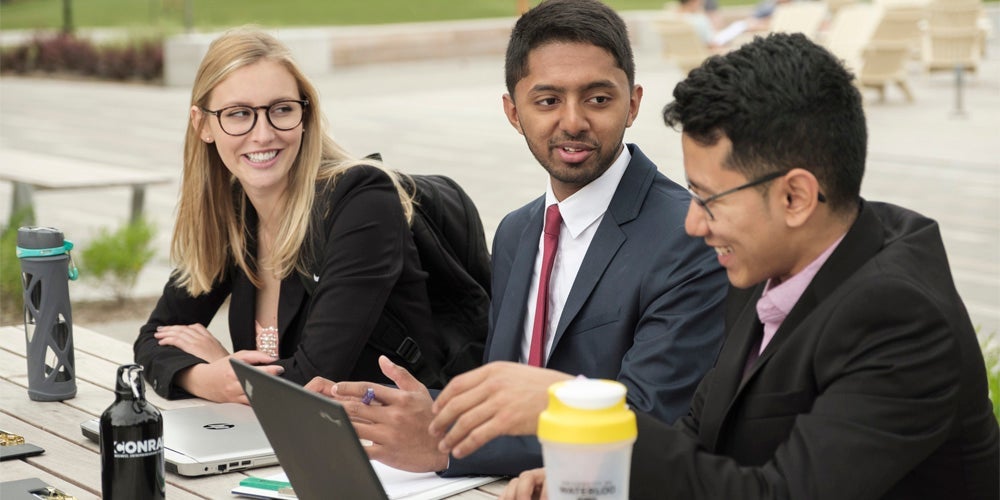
[452,33,999,499]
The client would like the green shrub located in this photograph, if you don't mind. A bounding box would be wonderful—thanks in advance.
[80,218,156,302]
[982,332,1000,424]
[0,209,35,323]
[0,33,163,82]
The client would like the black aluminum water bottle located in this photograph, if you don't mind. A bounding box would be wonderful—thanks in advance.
[100,364,165,499]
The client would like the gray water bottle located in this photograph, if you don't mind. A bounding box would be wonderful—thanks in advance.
[17,226,79,401]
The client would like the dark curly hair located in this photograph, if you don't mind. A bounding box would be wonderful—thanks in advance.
[664,33,866,213]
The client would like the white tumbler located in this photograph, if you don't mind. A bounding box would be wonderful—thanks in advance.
[538,378,637,500]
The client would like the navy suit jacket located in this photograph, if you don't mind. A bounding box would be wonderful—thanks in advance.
[445,144,728,476]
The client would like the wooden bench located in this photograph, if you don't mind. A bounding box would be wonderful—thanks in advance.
[1,149,174,226]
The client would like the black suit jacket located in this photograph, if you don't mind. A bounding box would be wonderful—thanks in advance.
[445,144,728,476]
[135,166,439,398]
[631,201,1000,499]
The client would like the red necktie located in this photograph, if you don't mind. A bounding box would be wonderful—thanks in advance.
[528,204,562,367]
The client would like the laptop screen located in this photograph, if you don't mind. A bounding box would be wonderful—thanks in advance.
[231,359,390,500]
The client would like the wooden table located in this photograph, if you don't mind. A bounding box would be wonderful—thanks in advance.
[0,325,508,499]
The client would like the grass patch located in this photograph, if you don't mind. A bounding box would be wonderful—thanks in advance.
[1,0,755,31]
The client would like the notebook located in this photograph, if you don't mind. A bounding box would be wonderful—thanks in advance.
[229,359,498,500]
[81,402,278,476]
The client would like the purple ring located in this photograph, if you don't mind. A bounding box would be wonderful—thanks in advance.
[361,387,375,405]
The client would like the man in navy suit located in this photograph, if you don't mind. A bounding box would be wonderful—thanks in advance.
[304,0,727,476]
[470,33,999,499]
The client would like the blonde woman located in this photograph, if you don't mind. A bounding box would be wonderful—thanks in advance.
[134,27,442,403]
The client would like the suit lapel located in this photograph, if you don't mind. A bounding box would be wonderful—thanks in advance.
[230,253,306,352]
[702,202,885,449]
[742,201,884,379]
[229,269,256,351]
[700,284,764,450]
[488,200,545,362]
[235,202,307,352]
[277,273,305,344]
[550,145,655,354]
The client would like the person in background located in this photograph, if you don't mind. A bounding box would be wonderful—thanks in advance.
[702,0,722,28]
[305,0,728,478]
[677,0,724,47]
[673,0,753,49]
[134,27,446,403]
[439,33,999,500]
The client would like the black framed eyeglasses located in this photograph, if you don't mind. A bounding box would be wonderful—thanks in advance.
[689,170,826,221]
[201,99,309,136]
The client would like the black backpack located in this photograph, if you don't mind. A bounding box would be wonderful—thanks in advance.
[300,166,490,387]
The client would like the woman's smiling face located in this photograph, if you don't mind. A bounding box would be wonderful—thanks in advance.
[196,59,304,200]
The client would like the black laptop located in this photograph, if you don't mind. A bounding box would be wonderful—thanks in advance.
[230,359,389,500]
[230,360,498,500]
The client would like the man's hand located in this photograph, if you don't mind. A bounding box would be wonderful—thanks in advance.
[177,350,282,404]
[303,376,337,396]
[430,362,572,458]
[314,356,449,473]
[501,468,548,500]
[154,323,229,362]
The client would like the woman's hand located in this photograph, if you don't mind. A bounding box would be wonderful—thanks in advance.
[154,323,229,362]
[176,350,282,404]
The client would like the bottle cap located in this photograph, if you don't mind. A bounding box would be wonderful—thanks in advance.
[537,378,636,444]
[16,226,65,251]
[16,226,78,280]
[114,364,146,400]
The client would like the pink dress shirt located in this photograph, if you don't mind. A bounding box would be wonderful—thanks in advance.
[755,235,846,355]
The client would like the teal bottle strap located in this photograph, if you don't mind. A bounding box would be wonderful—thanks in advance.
[16,240,79,281]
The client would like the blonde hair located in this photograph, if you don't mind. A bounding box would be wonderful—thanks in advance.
[173,26,413,296]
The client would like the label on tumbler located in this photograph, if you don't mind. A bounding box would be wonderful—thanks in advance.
[538,378,637,500]
[101,364,165,500]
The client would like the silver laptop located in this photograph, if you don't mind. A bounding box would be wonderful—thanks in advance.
[81,403,278,476]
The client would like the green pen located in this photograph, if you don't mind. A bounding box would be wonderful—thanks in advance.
[239,477,296,496]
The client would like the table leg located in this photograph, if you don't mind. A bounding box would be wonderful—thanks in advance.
[129,185,146,223]
[10,181,36,227]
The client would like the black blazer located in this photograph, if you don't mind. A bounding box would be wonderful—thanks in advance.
[631,201,1000,499]
[445,144,729,476]
[135,166,439,399]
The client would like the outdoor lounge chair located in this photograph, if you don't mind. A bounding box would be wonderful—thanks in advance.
[655,15,713,73]
[768,1,830,40]
[922,0,984,74]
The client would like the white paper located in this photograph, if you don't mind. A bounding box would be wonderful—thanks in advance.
[231,461,498,500]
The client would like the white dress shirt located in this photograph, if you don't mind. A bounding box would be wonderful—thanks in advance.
[520,147,632,364]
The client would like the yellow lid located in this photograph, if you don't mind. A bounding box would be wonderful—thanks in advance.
[537,379,636,444]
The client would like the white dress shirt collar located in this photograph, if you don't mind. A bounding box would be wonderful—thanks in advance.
[544,145,631,238]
